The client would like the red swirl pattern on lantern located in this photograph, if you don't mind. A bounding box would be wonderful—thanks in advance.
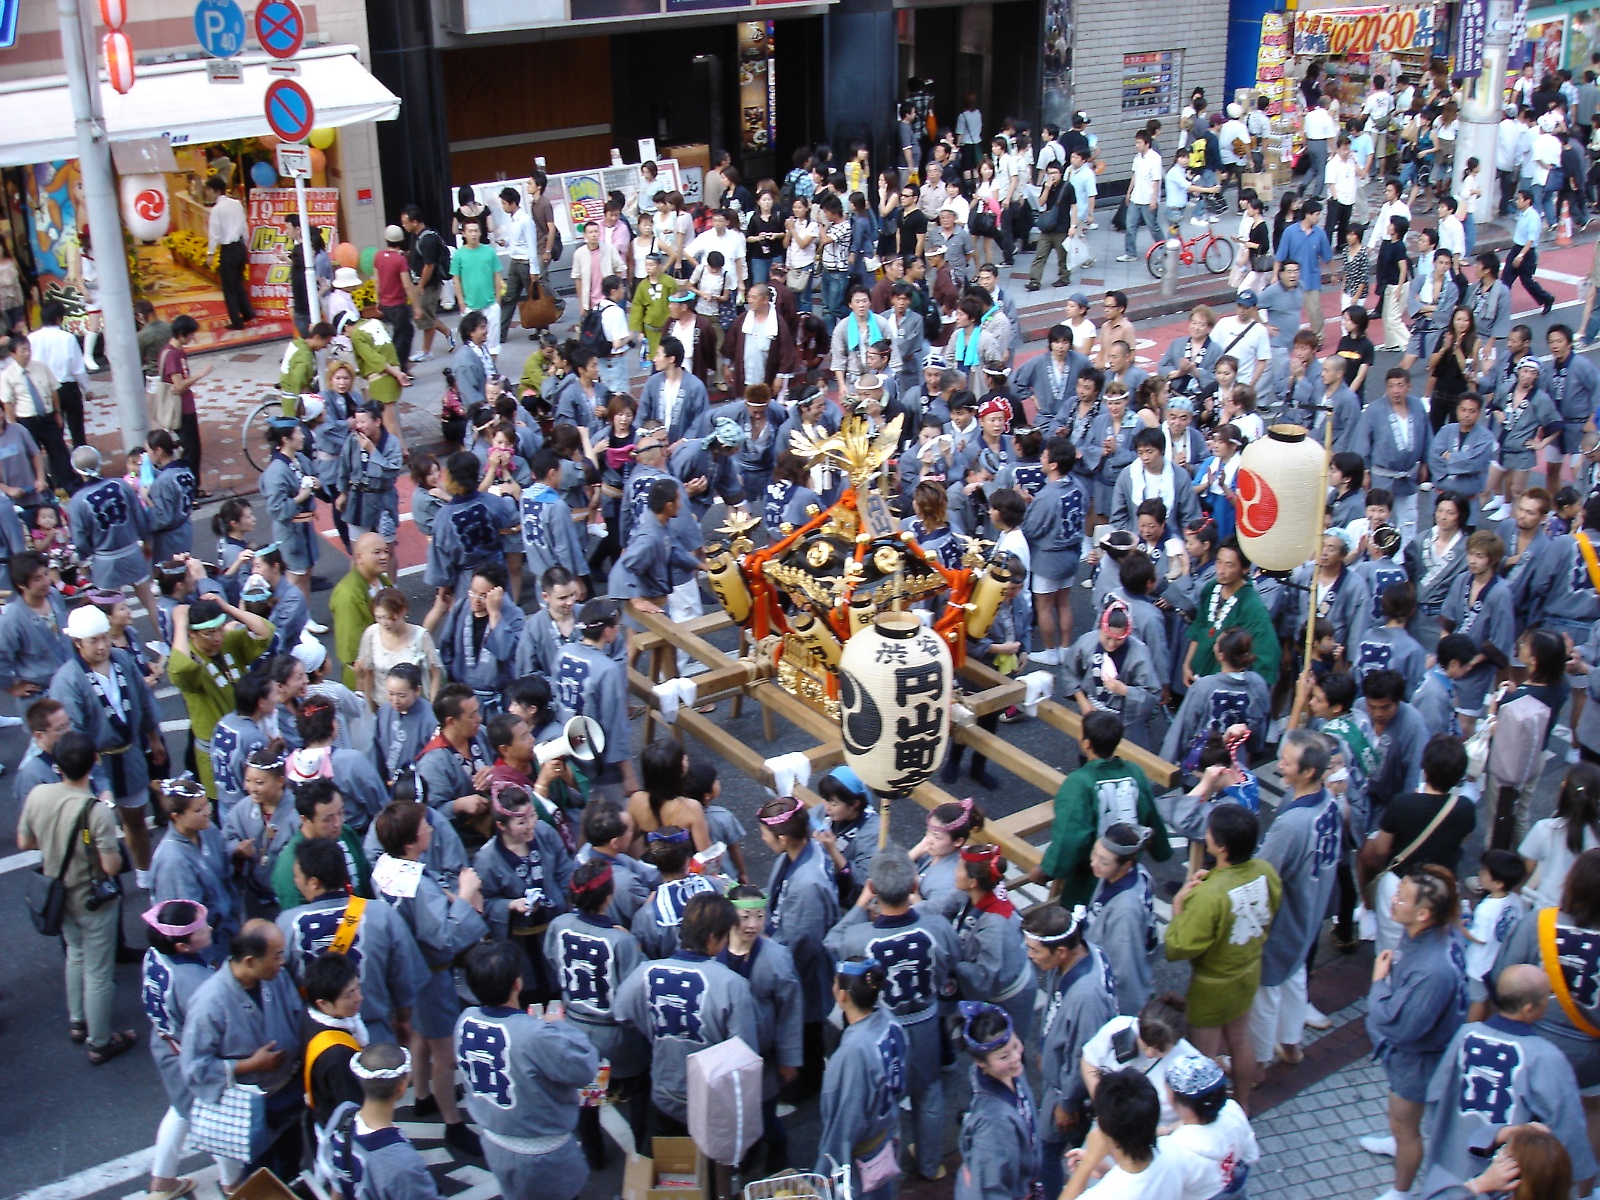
[132,189,165,221]
[1233,469,1279,538]
[99,0,128,29]
[103,30,135,94]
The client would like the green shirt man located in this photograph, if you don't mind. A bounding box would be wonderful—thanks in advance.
[277,329,330,416]
[1031,713,1173,910]
[167,598,275,797]
[330,535,394,689]
[452,233,502,314]
[271,825,372,912]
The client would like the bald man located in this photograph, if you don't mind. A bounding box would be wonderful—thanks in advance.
[1421,963,1596,1189]
[330,533,394,690]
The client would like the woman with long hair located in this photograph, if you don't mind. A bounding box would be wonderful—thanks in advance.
[971,157,1014,268]
[1404,491,1469,648]
[626,736,711,851]
[1425,305,1477,431]
[1521,761,1600,907]
[745,188,787,285]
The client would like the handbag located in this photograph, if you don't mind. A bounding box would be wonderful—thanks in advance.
[1249,251,1274,272]
[1067,233,1092,270]
[786,266,813,293]
[518,278,561,331]
[187,1082,271,1162]
[25,797,96,937]
[854,1136,900,1192]
[149,378,180,432]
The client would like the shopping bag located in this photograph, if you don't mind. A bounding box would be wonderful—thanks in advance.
[1067,233,1092,270]
[187,1083,270,1162]
[685,1036,762,1165]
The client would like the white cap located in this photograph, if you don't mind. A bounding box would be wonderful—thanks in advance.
[1227,103,1243,119]
[300,396,326,422]
[1538,112,1563,133]
[291,632,327,673]
[65,605,111,640]
[384,224,405,244]
[333,266,362,290]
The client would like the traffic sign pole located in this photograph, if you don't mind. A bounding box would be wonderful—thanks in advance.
[295,170,319,327]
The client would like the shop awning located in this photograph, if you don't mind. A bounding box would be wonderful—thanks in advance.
[0,44,399,169]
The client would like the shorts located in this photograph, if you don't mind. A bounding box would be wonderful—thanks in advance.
[1560,424,1589,455]
[412,285,441,332]
[415,966,462,1039]
[1031,569,1075,594]
[1383,1046,1444,1104]
[278,523,319,575]
[1536,1019,1600,1091]
[1467,976,1488,1005]
[1454,663,1496,715]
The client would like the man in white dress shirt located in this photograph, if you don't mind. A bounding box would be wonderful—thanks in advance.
[205,177,254,330]
[496,186,538,343]
[29,302,89,452]
[1302,98,1338,199]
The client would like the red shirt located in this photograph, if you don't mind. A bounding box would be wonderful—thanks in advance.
[160,343,195,415]
[373,248,410,308]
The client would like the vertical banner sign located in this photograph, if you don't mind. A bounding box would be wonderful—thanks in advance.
[246,187,338,333]
[1457,0,1489,77]
[1257,13,1291,116]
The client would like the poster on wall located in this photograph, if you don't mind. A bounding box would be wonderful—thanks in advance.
[1568,8,1600,68]
[1292,6,1435,55]
[23,160,88,331]
[549,159,683,244]
[1520,17,1566,75]
[246,187,339,337]
[1121,51,1180,118]
[738,21,776,153]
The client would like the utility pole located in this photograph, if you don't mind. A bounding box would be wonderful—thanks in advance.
[1456,0,1513,223]
[58,0,147,451]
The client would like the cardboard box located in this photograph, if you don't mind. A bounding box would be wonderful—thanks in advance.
[623,1137,710,1200]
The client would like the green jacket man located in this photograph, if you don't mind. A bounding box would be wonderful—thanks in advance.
[1028,710,1172,910]
[277,325,332,415]
[329,534,394,689]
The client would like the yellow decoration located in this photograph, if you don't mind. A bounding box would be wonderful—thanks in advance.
[965,561,1012,638]
[309,127,336,150]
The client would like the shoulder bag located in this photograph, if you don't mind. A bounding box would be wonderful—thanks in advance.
[25,797,97,937]
[1357,792,1462,901]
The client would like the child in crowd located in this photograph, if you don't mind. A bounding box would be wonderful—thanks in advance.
[1463,848,1529,1022]
[682,759,747,883]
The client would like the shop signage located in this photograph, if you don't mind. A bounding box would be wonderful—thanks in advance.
[247,186,338,331]
[205,58,244,83]
[267,61,302,76]
[1256,12,1292,116]
[263,78,316,144]
[1458,0,1489,77]
[193,0,246,58]
[1121,50,1180,118]
[1292,6,1435,56]
[276,143,312,178]
[0,0,19,50]
[254,0,306,59]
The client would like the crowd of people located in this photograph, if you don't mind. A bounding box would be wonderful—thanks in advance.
[5,66,1600,1200]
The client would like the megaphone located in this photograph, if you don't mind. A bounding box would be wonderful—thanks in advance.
[536,716,605,766]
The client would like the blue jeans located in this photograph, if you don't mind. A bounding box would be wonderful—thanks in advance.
[1464,213,1477,257]
[1521,177,1544,218]
[1542,168,1565,225]
[1192,169,1219,218]
[1124,202,1159,255]
[820,270,850,328]
[1040,1137,1068,1200]
[749,257,772,284]
[599,353,631,396]
[1582,304,1600,343]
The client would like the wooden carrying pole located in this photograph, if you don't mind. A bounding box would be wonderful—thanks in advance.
[1302,412,1334,675]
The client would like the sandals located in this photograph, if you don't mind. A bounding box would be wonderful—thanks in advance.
[147,1179,197,1200]
[69,1020,88,1044]
[86,1029,138,1065]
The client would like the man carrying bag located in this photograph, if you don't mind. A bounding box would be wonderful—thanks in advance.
[18,730,135,1064]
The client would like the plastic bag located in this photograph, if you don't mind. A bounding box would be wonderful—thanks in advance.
[1067,233,1092,270]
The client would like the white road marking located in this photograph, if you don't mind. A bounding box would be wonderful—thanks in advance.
[160,718,192,733]
[0,850,42,875]
[10,1148,156,1200]
[443,1164,503,1200]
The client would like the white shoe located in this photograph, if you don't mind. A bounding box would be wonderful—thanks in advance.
[84,359,102,373]
[134,868,150,890]
[1030,648,1060,666]
[1359,1135,1398,1157]
[1554,723,1573,743]
[409,351,433,363]
[0,714,22,729]
[305,619,329,635]
[1358,906,1377,941]
[1086,222,1099,229]
[1303,1004,1332,1030]
[1116,254,1137,262]
[1190,218,1210,228]
[1373,1190,1414,1200]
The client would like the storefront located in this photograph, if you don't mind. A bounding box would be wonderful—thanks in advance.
[0,45,397,349]
[1516,2,1600,72]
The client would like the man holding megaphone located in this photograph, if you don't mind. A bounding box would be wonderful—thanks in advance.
[484,711,601,853]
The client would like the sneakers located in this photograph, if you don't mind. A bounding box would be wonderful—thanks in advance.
[305,618,329,635]
[1303,1004,1332,1030]
[1086,222,1100,229]
[409,351,433,363]
[1358,1134,1398,1157]
[1116,254,1138,262]
[1029,647,1060,666]
[1190,218,1210,228]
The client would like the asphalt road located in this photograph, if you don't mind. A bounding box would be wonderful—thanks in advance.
[0,293,1590,1200]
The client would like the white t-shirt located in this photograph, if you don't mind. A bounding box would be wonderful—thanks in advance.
[1086,1150,1185,1199]
[1081,1016,1203,1128]
[1130,150,1164,206]
[1520,817,1600,907]
[996,527,1032,579]
[1325,155,1359,205]
[1211,316,1273,377]
[1160,1102,1261,1200]
[599,299,631,348]
[1465,891,1531,981]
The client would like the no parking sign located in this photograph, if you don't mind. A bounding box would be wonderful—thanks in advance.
[263,78,315,144]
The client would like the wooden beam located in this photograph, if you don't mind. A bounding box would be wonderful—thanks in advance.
[952,725,1068,796]
[632,612,735,653]
[960,680,1026,717]
[992,800,1057,841]
[631,609,738,671]
[959,660,1181,789]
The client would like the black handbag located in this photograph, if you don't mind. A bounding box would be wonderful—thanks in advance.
[25,797,96,936]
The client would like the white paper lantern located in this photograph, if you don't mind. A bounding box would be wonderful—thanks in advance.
[120,173,170,241]
[103,30,135,94]
[1232,423,1326,571]
[837,611,953,795]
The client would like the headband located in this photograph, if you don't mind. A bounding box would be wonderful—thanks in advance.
[246,745,289,771]
[727,882,769,910]
[350,1047,413,1081]
[490,782,536,816]
[976,397,1012,423]
[141,901,209,938]
[571,863,614,894]
[1100,600,1132,638]
[1101,823,1151,857]
[1025,905,1088,944]
[255,541,282,559]
[759,797,804,827]
[1166,1053,1227,1096]
[958,1001,1014,1054]
[825,764,868,799]
[86,589,125,610]
[647,827,691,844]
[189,611,228,631]
[929,797,974,833]
[158,775,207,802]
[1516,356,1542,373]
[836,958,880,977]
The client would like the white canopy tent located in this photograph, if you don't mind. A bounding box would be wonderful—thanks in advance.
[0,44,399,167]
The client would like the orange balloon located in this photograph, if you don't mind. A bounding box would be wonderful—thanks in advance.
[258,134,280,152]
[332,241,358,268]
[308,147,326,175]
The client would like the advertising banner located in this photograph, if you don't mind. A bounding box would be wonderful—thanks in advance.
[246,186,339,335]
[1292,6,1435,55]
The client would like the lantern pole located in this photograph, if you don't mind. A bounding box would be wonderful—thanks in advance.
[59,0,147,450]
[878,793,894,850]
[1302,412,1334,679]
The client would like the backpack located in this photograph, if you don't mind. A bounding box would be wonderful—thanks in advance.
[1188,136,1208,170]
[547,224,564,262]
[577,305,611,357]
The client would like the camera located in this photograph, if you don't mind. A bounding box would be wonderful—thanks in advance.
[84,874,122,911]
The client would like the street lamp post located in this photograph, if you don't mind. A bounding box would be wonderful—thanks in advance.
[57,0,148,451]
[1456,0,1514,223]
